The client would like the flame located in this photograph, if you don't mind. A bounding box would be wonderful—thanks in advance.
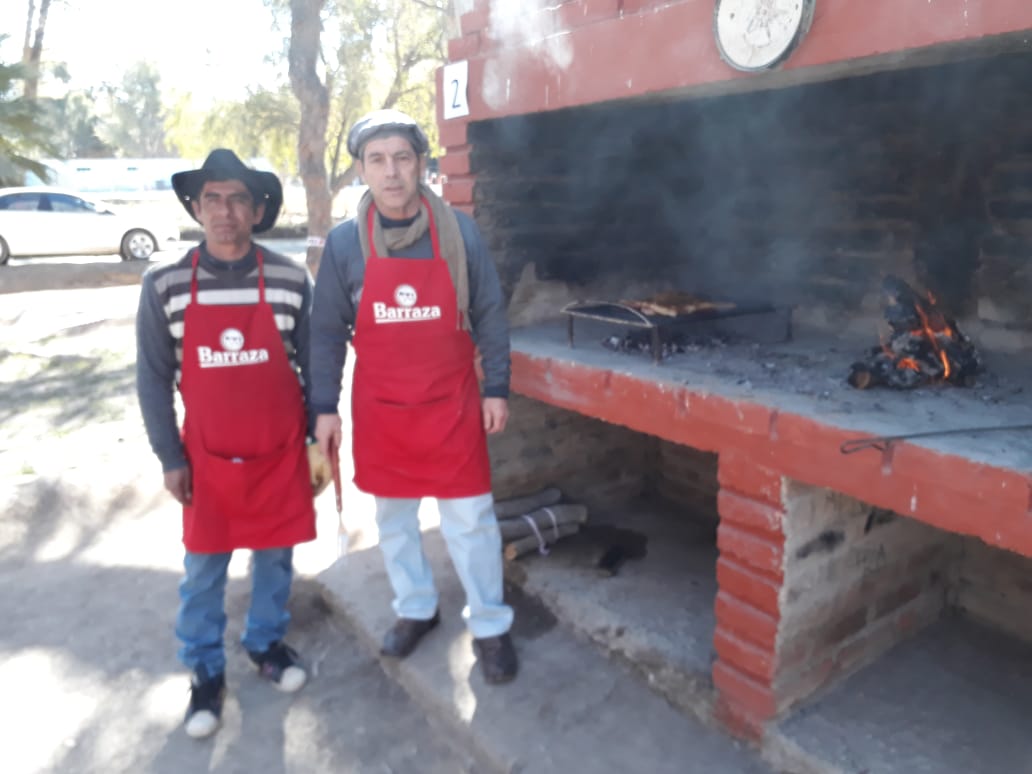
[910,302,953,381]
[897,357,920,371]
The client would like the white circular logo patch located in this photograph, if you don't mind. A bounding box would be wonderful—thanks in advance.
[714,0,814,72]
[220,328,245,351]
[394,284,417,308]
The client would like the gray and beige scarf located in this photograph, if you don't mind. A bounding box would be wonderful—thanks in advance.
[357,182,470,331]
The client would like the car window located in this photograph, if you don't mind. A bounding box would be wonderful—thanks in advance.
[49,194,97,213]
[0,193,43,211]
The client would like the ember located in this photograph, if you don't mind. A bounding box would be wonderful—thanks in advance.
[848,276,981,389]
[602,330,728,359]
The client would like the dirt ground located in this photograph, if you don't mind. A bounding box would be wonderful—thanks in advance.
[0,274,474,773]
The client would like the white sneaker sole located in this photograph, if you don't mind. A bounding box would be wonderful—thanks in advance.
[274,665,307,693]
[185,709,219,738]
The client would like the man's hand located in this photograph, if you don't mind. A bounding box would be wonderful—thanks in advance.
[315,413,343,461]
[307,443,333,495]
[164,466,192,505]
[482,397,509,435]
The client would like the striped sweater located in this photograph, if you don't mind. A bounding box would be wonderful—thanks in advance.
[136,242,313,472]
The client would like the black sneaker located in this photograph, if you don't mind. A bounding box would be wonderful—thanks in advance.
[184,669,225,739]
[247,641,307,693]
[381,611,441,659]
[473,632,518,684]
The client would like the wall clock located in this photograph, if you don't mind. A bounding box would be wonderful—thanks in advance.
[714,0,816,72]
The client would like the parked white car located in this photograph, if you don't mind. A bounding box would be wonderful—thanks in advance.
[0,187,180,264]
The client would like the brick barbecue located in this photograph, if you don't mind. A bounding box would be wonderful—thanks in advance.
[438,0,1032,750]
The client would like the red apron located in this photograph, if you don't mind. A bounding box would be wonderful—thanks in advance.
[179,249,316,553]
[350,201,492,498]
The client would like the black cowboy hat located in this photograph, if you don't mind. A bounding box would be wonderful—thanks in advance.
[171,149,283,233]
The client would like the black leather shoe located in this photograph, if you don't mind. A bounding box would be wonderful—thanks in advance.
[381,611,441,658]
[473,632,518,684]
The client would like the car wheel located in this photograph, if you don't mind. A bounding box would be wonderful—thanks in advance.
[0,236,9,265]
[121,229,156,261]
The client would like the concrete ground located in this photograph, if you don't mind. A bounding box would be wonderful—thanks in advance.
[777,616,1032,774]
[0,257,774,774]
[0,277,473,774]
[318,525,771,774]
[500,497,721,723]
[7,250,1030,774]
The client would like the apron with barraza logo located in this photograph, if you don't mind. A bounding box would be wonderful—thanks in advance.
[179,248,315,552]
[350,202,492,498]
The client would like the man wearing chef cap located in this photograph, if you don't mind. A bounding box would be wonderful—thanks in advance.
[310,110,518,684]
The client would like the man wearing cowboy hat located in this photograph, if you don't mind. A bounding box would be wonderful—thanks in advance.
[136,149,319,738]
[310,110,518,684]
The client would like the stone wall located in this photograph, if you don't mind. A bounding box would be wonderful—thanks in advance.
[773,483,958,713]
[956,537,1032,645]
[491,394,723,524]
[654,441,719,527]
[488,393,655,511]
[466,51,1032,341]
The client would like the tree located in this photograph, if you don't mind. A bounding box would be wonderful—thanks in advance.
[21,0,53,101]
[165,87,300,177]
[98,62,171,158]
[0,50,57,184]
[274,0,451,271]
[287,0,332,268]
[322,0,449,193]
[42,89,116,158]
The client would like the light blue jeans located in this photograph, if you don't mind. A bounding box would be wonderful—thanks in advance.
[375,494,514,639]
[175,547,294,677]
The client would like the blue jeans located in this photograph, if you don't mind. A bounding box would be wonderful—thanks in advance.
[175,547,294,676]
[375,494,513,639]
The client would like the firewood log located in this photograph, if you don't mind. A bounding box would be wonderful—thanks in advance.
[494,487,563,519]
[504,523,580,561]
[497,504,589,541]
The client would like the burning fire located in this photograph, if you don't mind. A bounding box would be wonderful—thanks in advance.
[850,276,980,390]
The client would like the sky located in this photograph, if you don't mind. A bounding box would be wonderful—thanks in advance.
[2,0,287,104]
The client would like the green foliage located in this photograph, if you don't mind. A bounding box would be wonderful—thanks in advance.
[0,47,57,185]
[324,0,448,188]
[41,89,116,158]
[264,0,448,191]
[166,87,300,179]
[97,62,170,157]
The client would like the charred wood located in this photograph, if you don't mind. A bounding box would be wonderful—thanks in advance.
[602,330,728,360]
[849,275,981,389]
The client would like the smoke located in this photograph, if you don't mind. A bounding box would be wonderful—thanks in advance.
[470,22,1031,336]
[481,0,574,112]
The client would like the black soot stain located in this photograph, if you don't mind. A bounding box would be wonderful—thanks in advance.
[795,529,846,560]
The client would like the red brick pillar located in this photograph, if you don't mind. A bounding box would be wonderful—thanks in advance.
[438,1,490,215]
[713,450,786,740]
[438,120,474,216]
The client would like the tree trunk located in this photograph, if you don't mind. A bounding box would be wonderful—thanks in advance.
[22,0,35,59]
[288,0,331,275]
[21,0,51,101]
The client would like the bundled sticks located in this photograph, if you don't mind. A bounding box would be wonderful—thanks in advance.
[494,487,589,560]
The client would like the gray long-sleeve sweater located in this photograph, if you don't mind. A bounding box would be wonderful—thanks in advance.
[136,243,314,472]
[309,209,510,415]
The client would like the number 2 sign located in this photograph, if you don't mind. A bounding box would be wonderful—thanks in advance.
[442,60,470,120]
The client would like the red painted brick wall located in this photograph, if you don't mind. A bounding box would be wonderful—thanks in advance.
[451,0,1032,742]
[443,0,1032,124]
